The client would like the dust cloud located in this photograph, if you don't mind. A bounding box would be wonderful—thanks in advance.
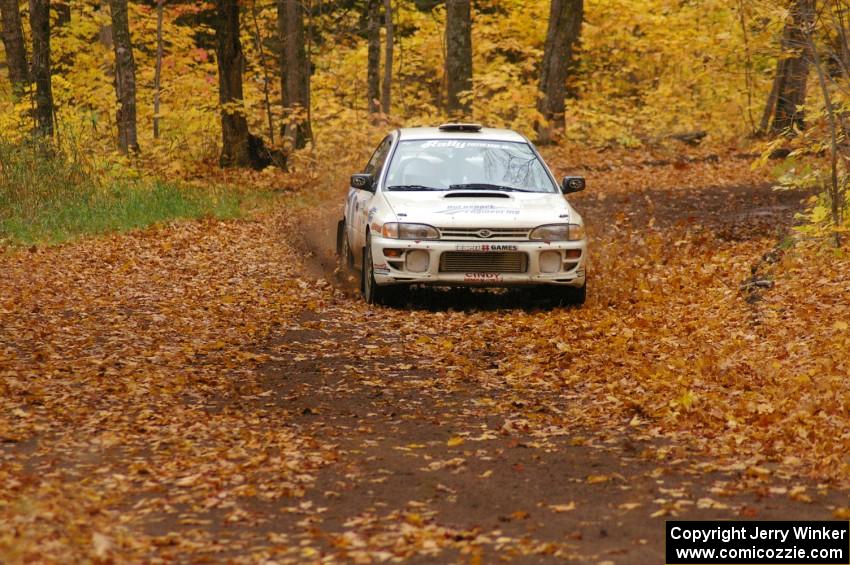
[288,198,360,294]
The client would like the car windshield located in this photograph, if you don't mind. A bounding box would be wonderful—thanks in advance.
[384,139,558,193]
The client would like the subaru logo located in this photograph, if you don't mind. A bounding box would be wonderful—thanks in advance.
[478,229,493,238]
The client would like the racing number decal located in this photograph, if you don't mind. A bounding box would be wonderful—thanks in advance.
[348,190,372,251]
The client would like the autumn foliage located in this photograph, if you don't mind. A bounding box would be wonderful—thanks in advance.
[2,0,850,562]
[0,1,801,160]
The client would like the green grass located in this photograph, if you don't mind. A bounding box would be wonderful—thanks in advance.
[0,140,248,245]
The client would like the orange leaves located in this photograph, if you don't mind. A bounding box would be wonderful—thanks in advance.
[174,474,201,488]
[192,48,209,63]
[2,147,849,562]
[327,150,850,490]
[0,214,337,561]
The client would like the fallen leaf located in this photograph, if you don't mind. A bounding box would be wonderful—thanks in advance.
[549,501,576,512]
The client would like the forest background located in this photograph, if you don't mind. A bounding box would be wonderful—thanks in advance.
[0,0,847,246]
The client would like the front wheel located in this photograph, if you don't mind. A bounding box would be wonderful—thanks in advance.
[550,281,586,307]
[336,219,354,269]
[362,234,389,305]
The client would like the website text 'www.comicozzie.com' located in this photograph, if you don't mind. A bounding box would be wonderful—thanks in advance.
[666,521,850,565]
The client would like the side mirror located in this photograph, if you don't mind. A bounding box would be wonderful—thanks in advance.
[351,174,375,192]
[562,176,585,194]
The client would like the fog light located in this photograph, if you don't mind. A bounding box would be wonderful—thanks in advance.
[406,249,430,272]
[539,250,561,273]
[565,249,582,260]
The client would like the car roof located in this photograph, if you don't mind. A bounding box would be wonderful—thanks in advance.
[396,126,527,143]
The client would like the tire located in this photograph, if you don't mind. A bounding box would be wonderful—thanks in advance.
[336,220,344,257]
[362,233,389,305]
[551,281,587,307]
[336,219,354,270]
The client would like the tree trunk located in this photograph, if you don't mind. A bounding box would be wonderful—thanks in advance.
[366,0,381,116]
[382,0,393,114]
[762,0,816,135]
[807,25,845,245]
[108,0,139,153]
[0,0,29,97]
[736,0,756,135]
[99,0,113,47]
[153,0,164,139]
[279,0,312,149]
[215,0,269,169]
[835,5,850,82]
[29,0,53,137]
[536,0,583,144]
[250,0,275,145]
[759,49,785,133]
[445,0,472,118]
[55,1,70,25]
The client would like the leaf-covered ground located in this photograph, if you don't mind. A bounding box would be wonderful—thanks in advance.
[2,152,850,563]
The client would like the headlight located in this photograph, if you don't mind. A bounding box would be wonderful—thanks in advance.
[381,222,440,240]
[529,223,585,241]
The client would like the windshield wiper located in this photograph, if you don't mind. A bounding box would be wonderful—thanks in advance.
[387,185,447,191]
[449,183,534,193]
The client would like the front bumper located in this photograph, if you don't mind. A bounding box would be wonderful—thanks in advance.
[370,235,587,287]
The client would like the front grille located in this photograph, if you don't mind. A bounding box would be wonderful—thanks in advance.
[438,227,530,240]
[439,252,528,273]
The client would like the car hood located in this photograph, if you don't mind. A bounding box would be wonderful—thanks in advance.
[382,191,573,227]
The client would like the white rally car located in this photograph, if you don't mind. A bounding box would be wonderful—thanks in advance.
[336,124,587,306]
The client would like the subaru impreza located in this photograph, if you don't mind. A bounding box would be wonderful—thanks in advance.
[336,124,587,306]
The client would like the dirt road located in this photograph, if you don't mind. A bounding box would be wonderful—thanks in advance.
[254,177,836,563]
[1,157,844,563]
